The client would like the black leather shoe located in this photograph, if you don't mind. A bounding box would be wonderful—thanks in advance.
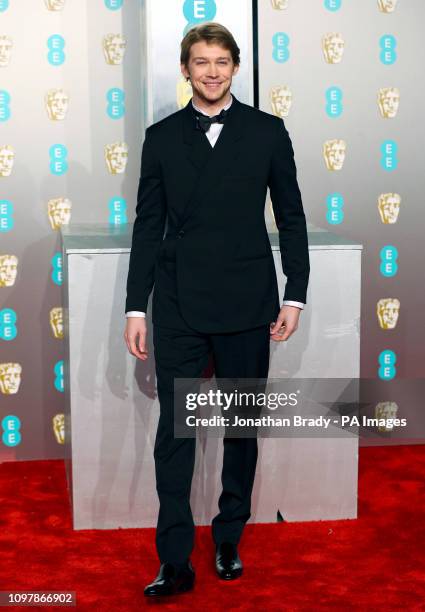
[143,560,195,597]
[215,541,243,580]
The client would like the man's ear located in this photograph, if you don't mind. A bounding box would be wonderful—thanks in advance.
[181,63,190,81]
[233,63,240,76]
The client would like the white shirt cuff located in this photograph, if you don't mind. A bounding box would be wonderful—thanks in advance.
[125,311,146,317]
[282,300,304,310]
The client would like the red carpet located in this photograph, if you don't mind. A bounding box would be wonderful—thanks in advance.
[1,445,425,611]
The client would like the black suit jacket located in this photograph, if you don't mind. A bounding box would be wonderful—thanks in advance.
[125,94,310,334]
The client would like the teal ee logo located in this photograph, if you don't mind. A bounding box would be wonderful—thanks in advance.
[108,196,127,224]
[0,0,9,12]
[272,32,290,63]
[380,244,398,277]
[47,35,65,66]
[379,35,397,65]
[0,308,17,341]
[54,360,64,393]
[2,415,21,447]
[49,144,68,175]
[325,86,343,118]
[380,140,398,171]
[105,0,123,9]
[183,0,216,32]
[0,90,11,121]
[324,0,342,10]
[107,88,125,119]
[326,193,344,224]
[51,252,63,286]
[378,349,396,380]
[0,199,14,232]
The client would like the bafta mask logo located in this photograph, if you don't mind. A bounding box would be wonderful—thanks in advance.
[323,139,346,171]
[0,35,13,67]
[45,0,66,10]
[270,85,293,118]
[378,87,400,118]
[0,362,22,395]
[0,254,18,287]
[105,142,128,174]
[377,298,400,330]
[322,33,345,64]
[52,414,65,444]
[103,34,126,65]
[50,307,64,339]
[45,89,69,121]
[375,401,398,432]
[0,145,14,177]
[271,0,289,9]
[48,197,72,230]
[177,76,193,109]
[378,193,401,224]
[377,0,398,13]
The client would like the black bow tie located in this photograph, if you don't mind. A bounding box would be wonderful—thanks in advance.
[194,107,229,133]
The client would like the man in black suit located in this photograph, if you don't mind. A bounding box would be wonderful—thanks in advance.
[124,22,309,597]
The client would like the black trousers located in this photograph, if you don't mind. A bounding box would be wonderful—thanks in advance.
[152,319,271,566]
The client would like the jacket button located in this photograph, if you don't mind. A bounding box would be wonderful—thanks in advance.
[178,229,185,238]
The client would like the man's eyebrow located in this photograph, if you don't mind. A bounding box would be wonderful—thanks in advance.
[192,56,230,60]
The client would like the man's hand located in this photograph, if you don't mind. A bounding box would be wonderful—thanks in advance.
[124,317,149,360]
[270,305,301,342]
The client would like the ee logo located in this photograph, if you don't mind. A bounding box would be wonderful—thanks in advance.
[324,0,342,10]
[108,197,127,224]
[47,35,65,66]
[2,415,21,447]
[378,350,396,380]
[183,0,216,33]
[0,308,17,341]
[326,193,344,225]
[380,140,398,171]
[49,144,68,175]
[0,199,13,232]
[105,0,123,9]
[51,252,63,286]
[325,87,343,118]
[272,33,290,63]
[380,245,398,277]
[54,360,64,393]
[0,90,11,122]
[379,35,397,65]
[107,88,125,119]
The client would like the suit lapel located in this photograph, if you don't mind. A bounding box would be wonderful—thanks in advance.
[180,94,245,225]
[183,102,213,171]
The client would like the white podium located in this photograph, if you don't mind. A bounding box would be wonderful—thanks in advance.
[61,223,362,529]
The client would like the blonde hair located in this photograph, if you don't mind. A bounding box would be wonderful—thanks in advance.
[180,22,240,67]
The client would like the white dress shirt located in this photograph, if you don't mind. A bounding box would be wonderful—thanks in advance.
[126,95,304,318]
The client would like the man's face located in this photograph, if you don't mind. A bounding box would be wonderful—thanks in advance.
[181,41,239,105]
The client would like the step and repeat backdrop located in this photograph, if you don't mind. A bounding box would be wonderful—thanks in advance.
[0,0,253,460]
[259,0,425,383]
[1,0,424,460]
[0,0,146,460]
